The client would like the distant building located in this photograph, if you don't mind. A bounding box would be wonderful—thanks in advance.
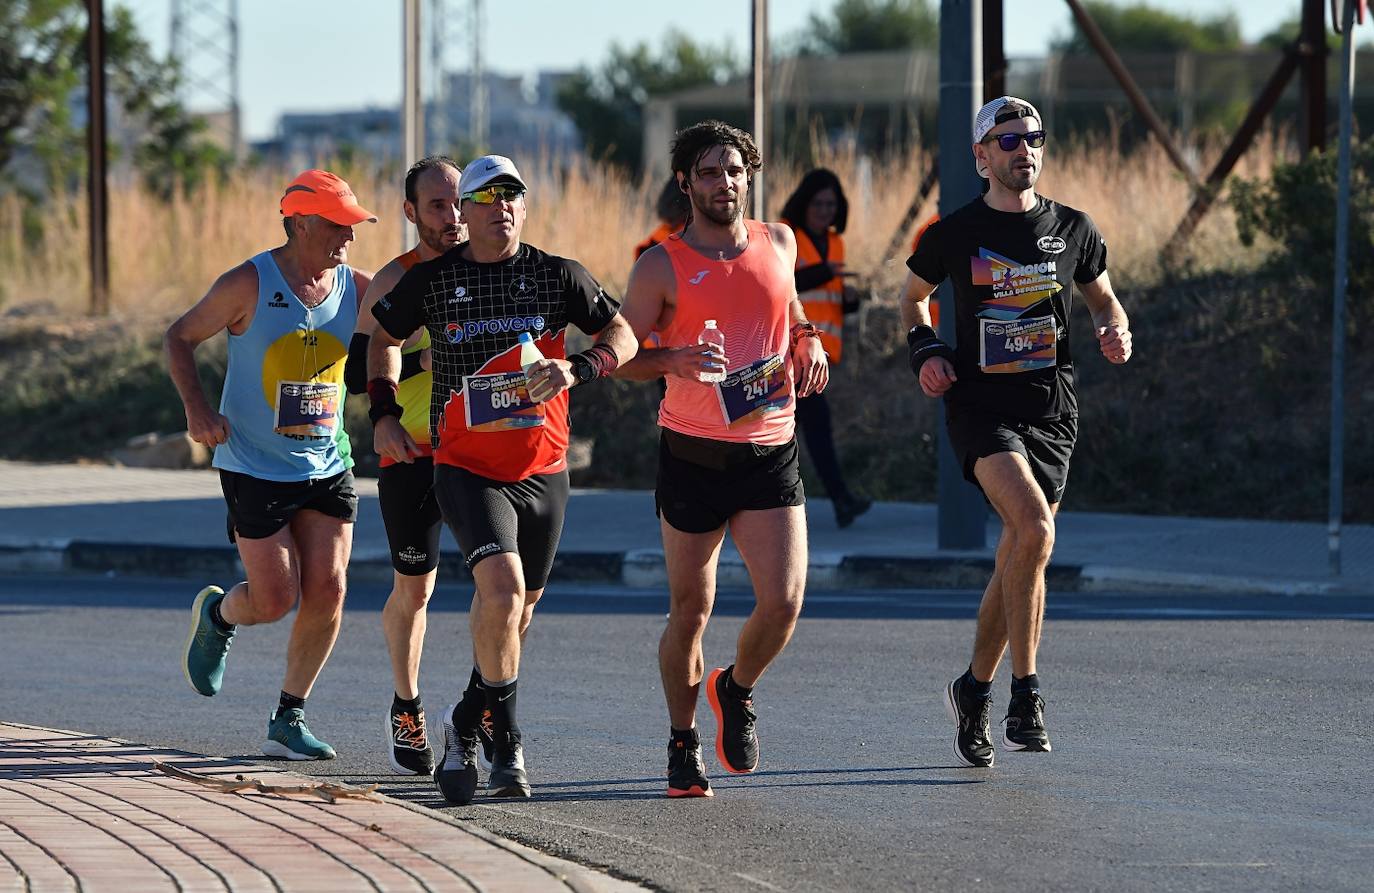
[253,70,580,169]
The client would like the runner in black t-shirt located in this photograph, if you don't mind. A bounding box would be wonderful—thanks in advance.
[902,97,1132,767]
[366,154,637,805]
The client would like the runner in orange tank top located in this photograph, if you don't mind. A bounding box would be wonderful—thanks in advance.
[614,120,829,799]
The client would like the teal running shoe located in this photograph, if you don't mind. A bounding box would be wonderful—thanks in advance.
[182,585,235,697]
[263,708,337,760]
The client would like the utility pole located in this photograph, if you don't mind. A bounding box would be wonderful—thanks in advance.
[750,0,769,218]
[470,0,487,151]
[86,0,109,317]
[936,0,987,550]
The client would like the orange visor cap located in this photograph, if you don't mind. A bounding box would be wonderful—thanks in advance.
[279,169,378,226]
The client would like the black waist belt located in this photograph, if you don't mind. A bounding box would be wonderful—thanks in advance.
[662,428,786,472]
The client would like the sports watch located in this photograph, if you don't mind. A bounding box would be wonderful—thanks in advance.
[569,353,597,384]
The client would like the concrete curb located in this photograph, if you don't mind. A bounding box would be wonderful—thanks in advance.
[1,538,1365,597]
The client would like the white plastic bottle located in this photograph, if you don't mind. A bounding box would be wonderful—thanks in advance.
[518,332,548,402]
[698,319,726,383]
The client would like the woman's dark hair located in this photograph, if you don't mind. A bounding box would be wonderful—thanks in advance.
[654,175,691,226]
[669,120,763,187]
[779,168,848,235]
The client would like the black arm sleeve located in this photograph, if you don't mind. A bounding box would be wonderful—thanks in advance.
[399,350,425,381]
[561,258,621,336]
[794,263,837,293]
[371,265,428,342]
[905,219,947,285]
[344,333,370,394]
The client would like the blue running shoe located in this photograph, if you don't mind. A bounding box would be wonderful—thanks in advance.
[182,585,235,697]
[263,708,337,760]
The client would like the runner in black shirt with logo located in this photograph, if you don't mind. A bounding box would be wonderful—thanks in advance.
[367,155,637,804]
[902,97,1132,767]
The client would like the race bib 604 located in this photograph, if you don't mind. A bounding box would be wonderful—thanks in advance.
[463,371,545,432]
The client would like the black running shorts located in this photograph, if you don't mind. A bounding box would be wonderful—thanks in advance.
[378,457,443,575]
[433,464,569,590]
[219,468,358,542]
[945,410,1078,505]
[655,430,805,534]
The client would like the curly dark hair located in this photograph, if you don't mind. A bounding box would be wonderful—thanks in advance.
[404,154,462,205]
[779,168,848,235]
[669,120,763,187]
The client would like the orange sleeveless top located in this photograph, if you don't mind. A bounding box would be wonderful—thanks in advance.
[657,220,796,445]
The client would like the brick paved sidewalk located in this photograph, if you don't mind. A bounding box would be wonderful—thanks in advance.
[0,722,641,892]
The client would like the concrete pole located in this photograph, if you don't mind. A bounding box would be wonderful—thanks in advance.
[402,0,422,246]
[936,0,986,550]
[750,0,768,218]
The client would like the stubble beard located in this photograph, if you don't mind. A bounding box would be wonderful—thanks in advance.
[692,189,745,227]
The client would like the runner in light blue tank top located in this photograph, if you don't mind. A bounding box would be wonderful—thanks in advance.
[213,250,358,482]
[165,168,377,763]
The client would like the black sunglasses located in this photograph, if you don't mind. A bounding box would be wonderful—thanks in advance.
[984,130,1047,151]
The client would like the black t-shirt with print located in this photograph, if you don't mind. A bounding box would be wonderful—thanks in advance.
[372,241,619,481]
[906,196,1107,421]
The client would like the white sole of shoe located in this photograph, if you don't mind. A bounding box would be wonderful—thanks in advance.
[262,740,323,761]
[385,714,432,775]
[1002,728,1052,753]
[945,680,993,768]
[181,585,224,697]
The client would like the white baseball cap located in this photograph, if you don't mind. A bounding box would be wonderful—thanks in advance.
[458,154,527,197]
[973,96,1042,144]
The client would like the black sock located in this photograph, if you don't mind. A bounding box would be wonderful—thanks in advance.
[278,691,306,714]
[723,666,753,700]
[392,693,422,715]
[209,596,234,632]
[671,726,698,745]
[1011,673,1041,696]
[454,668,486,732]
[484,678,520,741]
[964,666,993,698]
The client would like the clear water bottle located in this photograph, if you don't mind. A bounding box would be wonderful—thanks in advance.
[698,319,726,383]
[517,332,548,402]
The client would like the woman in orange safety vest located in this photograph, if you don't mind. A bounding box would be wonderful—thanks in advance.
[780,169,870,529]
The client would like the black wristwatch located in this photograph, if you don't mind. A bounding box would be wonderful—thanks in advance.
[569,353,597,385]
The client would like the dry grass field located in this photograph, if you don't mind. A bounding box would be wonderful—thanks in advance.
[0,132,1287,318]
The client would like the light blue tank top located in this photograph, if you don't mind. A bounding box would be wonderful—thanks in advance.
[212,251,358,481]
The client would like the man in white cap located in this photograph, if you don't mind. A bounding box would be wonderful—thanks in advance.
[900,97,1133,766]
[366,154,637,804]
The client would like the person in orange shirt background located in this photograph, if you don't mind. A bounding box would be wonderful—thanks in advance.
[779,169,871,528]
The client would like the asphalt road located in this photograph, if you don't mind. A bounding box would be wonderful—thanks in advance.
[1,574,1371,892]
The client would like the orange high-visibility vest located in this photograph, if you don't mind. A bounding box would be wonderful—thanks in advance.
[791,225,846,362]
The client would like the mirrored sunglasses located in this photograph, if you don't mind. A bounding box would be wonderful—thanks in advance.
[985,130,1046,151]
[463,185,526,204]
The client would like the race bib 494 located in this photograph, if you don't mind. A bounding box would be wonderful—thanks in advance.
[979,315,1057,374]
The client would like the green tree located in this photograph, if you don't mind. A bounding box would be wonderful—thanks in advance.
[1052,1,1243,54]
[557,29,740,171]
[0,0,227,199]
[1256,16,1347,52]
[801,0,938,54]
[1231,138,1374,326]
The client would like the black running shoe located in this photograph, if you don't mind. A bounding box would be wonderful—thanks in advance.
[944,675,995,767]
[835,495,873,529]
[476,708,496,771]
[1004,691,1052,752]
[706,666,759,774]
[386,703,435,775]
[488,732,531,798]
[666,728,713,798]
[433,702,479,805]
